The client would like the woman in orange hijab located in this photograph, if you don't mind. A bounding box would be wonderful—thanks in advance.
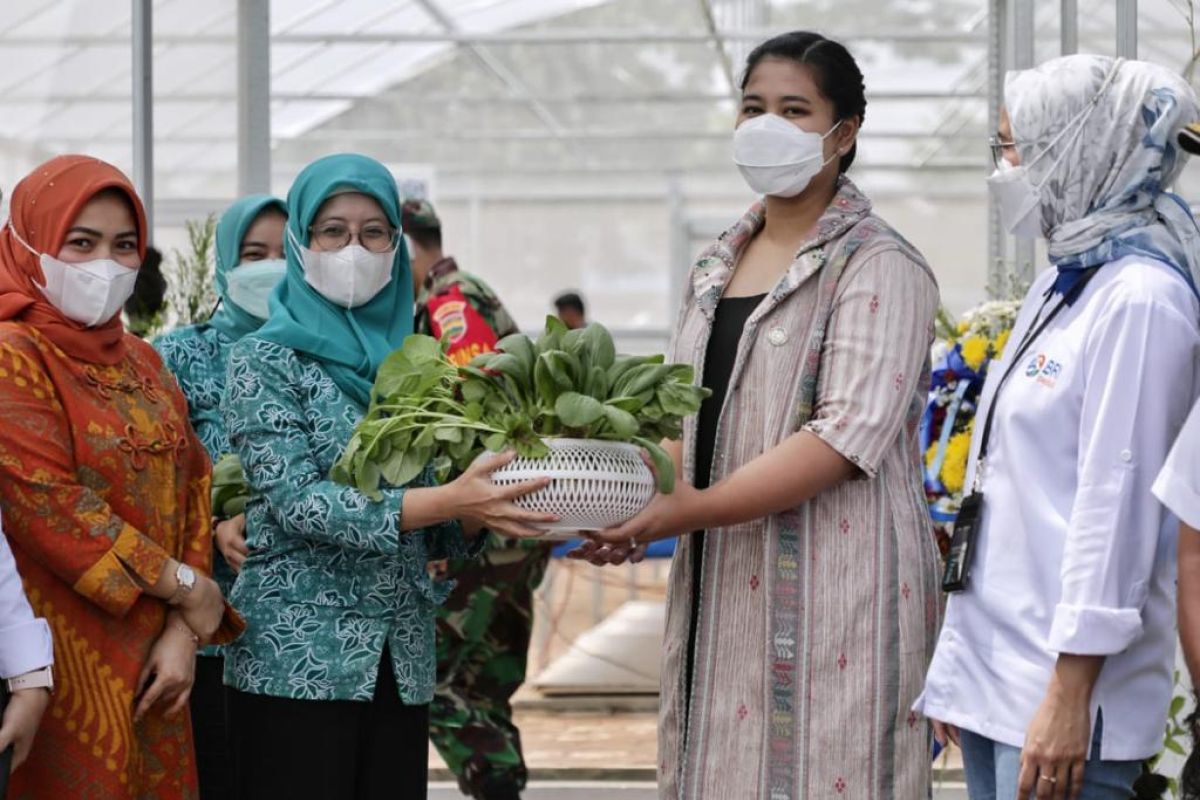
[0,155,241,798]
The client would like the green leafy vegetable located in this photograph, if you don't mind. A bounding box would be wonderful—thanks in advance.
[332,319,711,497]
[211,453,252,518]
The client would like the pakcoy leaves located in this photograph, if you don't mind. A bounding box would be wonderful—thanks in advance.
[332,320,711,498]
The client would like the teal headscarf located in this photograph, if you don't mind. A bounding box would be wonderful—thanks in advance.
[256,154,413,407]
[207,193,287,340]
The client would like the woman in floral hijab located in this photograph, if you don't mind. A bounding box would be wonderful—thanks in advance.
[918,55,1200,800]
[1011,54,1200,292]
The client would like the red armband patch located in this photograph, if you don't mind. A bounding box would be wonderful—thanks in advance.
[426,285,500,366]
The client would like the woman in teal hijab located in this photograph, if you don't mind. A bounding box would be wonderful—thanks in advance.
[154,192,287,799]
[220,154,551,800]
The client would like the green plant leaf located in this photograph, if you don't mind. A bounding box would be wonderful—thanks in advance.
[635,437,676,494]
[534,357,562,406]
[357,458,382,497]
[488,353,530,396]
[403,334,443,364]
[222,496,248,517]
[434,426,463,443]
[537,315,567,354]
[461,376,490,403]
[482,432,509,452]
[657,382,705,417]
[580,322,616,370]
[556,392,605,427]
[415,425,436,447]
[606,395,646,413]
[625,364,673,397]
[431,454,454,483]
[381,445,429,488]
[497,333,537,375]
[541,351,576,390]
[585,365,609,400]
[513,435,550,459]
[602,404,639,438]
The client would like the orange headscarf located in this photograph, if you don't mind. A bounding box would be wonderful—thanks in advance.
[0,155,148,365]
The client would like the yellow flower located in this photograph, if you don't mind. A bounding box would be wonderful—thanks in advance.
[956,321,969,335]
[940,426,973,495]
[993,329,1012,359]
[925,441,939,471]
[961,335,989,372]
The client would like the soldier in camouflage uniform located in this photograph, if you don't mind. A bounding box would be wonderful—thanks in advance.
[403,200,553,800]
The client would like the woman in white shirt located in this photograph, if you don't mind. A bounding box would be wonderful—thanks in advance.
[916,55,1200,800]
[0,513,53,773]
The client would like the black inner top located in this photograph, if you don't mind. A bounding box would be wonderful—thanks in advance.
[684,293,765,719]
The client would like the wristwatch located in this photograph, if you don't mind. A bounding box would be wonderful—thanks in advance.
[6,665,54,693]
[167,562,196,606]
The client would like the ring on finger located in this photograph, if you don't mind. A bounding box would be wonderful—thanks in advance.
[1038,775,1058,784]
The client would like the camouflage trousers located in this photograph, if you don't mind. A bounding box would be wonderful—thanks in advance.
[430,537,552,796]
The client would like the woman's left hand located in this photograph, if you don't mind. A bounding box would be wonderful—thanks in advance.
[566,480,705,565]
[1017,686,1091,800]
[134,617,198,722]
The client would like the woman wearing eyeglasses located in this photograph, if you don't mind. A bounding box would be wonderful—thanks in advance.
[220,154,552,800]
[916,56,1200,800]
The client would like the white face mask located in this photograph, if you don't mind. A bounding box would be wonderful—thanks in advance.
[986,158,1045,239]
[733,114,844,198]
[986,58,1123,239]
[9,223,137,327]
[289,229,394,309]
[226,258,286,320]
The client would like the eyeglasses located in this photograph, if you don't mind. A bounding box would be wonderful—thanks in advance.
[309,222,399,254]
[988,134,1019,169]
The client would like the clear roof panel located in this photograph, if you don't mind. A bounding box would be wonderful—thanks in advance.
[2,0,1197,321]
[0,0,1009,201]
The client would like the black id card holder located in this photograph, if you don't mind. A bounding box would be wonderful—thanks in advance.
[941,491,983,593]
[936,267,1101,595]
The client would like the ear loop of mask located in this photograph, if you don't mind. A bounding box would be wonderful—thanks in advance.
[6,220,38,259]
[1019,58,1124,192]
[6,220,53,291]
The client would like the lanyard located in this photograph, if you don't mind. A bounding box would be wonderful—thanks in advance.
[971,267,1100,490]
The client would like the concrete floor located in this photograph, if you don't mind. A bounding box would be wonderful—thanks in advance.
[429,782,970,799]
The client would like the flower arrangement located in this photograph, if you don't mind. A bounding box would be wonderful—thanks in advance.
[921,299,1021,554]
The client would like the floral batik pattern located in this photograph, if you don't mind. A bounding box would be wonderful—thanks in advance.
[0,323,241,800]
[221,335,475,703]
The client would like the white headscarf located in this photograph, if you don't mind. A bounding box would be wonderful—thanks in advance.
[1007,54,1200,294]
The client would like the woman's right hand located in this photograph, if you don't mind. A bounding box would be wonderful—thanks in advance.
[446,451,558,538]
[0,686,50,771]
[178,573,225,642]
[214,513,249,574]
[931,718,960,749]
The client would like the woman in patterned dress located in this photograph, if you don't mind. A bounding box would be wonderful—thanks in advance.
[579,32,942,799]
[0,155,242,798]
[154,193,287,798]
[221,154,552,800]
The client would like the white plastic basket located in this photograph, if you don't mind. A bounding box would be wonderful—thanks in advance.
[487,438,656,539]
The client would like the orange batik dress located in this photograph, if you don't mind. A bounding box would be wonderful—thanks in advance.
[0,324,241,799]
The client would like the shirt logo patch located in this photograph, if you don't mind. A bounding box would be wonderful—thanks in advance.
[1024,353,1062,388]
[431,300,468,344]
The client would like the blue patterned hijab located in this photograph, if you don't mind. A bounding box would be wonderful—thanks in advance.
[1007,55,1200,296]
[255,154,414,406]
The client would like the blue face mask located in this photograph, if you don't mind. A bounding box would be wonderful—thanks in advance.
[226,258,286,320]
